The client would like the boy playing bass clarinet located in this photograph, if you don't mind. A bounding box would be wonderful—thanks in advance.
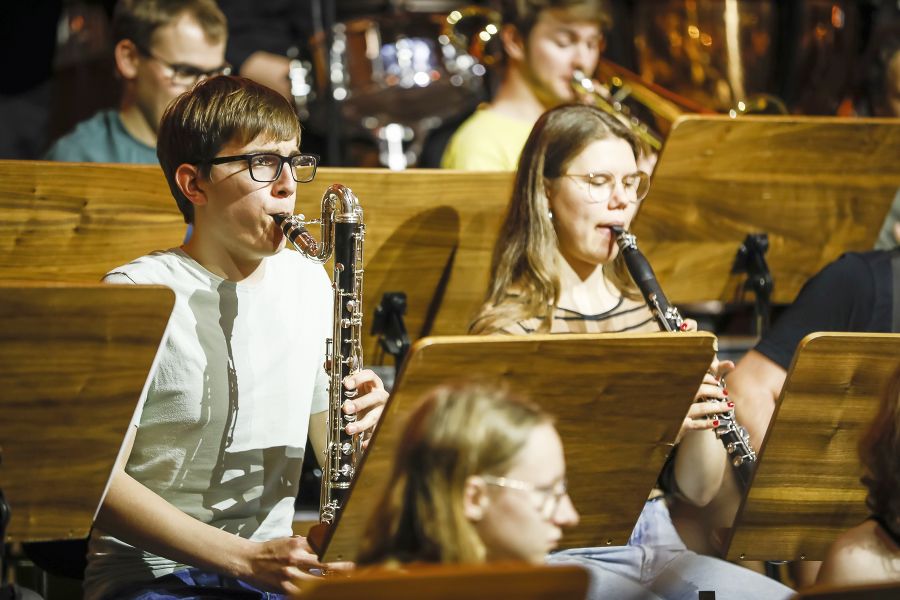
[92,75,388,600]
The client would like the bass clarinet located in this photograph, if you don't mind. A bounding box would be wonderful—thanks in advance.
[611,226,757,489]
[273,183,365,525]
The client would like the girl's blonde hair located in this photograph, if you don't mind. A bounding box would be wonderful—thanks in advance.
[357,384,551,565]
[470,104,641,334]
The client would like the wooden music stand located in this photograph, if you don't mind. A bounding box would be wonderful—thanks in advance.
[633,116,900,306]
[296,563,589,600]
[724,332,900,562]
[316,332,717,562]
[793,581,900,600]
[0,161,514,361]
[0,283,173,543]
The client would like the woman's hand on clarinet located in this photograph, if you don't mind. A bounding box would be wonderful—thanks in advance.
[240,535,352,594]
[676,356,736,441]
[342,369,389,449]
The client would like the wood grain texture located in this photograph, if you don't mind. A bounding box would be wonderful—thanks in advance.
[296,563,589,600]
[294,169,513,360]
[633,116,900,304]
[0,161,184,281]
[0,162,513,361]
[726,333,900,561]
[0,283,173,541]
[5,134,897,362]
[321,332,717,562]
[793,581,900,600]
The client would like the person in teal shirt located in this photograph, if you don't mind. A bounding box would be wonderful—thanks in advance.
[44,109,157,163]
[44,0,230,165]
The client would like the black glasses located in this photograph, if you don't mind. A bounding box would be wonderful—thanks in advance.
[135,43,231,87]
[206,153,318,183]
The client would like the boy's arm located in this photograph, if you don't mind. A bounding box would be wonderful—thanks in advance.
[95,427,333,594]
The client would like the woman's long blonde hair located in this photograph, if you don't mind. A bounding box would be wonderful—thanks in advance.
[470,104,642,334]
[356,384,551,565]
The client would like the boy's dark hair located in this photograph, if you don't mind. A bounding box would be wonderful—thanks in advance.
[157,76,301,223]
[112,0,227,49]
[500,0,611,40]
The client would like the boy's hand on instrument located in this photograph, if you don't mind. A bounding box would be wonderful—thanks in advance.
[342,369,388,448]
[242,535,352,594]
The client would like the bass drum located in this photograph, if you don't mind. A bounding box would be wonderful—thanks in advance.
[309,10,490,130]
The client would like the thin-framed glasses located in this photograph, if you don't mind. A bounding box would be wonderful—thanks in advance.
[205,153,318,183]
[481,474,569,519]
[563,171,650,204]
[134,43,231,87]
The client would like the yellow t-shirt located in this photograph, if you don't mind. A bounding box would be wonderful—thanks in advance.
[440,106,534,171]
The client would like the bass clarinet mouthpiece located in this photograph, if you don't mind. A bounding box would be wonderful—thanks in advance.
[273,213,319,255]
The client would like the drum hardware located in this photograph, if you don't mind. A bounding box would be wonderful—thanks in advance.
[306,6,496,167]
[363,117,441,170]
[371,291,411,371]
[288,46,314,121]
[731,233,773,336]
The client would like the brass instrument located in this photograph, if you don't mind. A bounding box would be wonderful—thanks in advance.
[572,68,665,152]
[573,53,785,157]
[611,227,757,490]
[573,58,717,153]
[273,184,365,525]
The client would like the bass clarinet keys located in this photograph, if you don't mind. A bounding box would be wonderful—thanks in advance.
[273,183,365,526]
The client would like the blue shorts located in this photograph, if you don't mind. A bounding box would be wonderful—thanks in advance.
[110,568,286,600]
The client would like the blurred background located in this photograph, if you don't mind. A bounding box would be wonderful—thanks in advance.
[3,0,900,168]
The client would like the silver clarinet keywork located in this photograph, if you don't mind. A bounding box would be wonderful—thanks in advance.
[273,183,365,526]
[611,227,757,489]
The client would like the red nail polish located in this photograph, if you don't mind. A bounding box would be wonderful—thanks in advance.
[712,420,720,427]
[723,389,729,396]
[727,402,734,408]
[679,322,689,331]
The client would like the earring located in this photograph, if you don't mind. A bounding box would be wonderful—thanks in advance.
[548,210,554,220]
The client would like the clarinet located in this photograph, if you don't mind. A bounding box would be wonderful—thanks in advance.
[273,183,365,526]
[611,227,757,489]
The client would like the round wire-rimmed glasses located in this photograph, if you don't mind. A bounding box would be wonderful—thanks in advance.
[205,153,319,183]
[563,171,650,204]
[481,474,569,519]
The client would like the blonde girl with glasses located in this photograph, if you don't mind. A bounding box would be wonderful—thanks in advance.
[357,384,579,566]
[469,103,794,600]
[470,103,654,336]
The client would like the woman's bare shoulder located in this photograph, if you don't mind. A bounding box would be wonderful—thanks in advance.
[818,520,900,586]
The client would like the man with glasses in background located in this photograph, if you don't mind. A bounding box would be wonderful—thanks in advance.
[89,75,388,599]
[44,0,230,163]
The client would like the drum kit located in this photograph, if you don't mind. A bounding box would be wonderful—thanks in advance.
[292,0,865,169]
[294,1,499,169]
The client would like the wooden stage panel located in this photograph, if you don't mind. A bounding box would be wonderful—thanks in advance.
[322,332,716,562]
[726,332,900,561]
[634,116,900,305]
[4,126,900,360]
[0,283,173,541]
